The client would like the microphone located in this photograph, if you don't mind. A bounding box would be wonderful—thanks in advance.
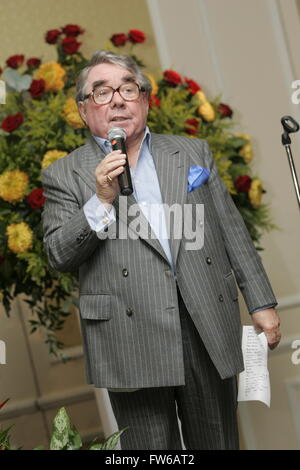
[108,127,133,196]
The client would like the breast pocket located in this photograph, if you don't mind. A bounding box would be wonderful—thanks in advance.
[79,294,111,320]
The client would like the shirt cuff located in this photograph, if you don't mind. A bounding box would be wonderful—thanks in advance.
[250,303,277,314]
[83,194,116,234]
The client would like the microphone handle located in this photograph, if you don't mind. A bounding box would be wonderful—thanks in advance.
[111,138,133,196]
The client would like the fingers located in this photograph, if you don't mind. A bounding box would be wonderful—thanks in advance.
[262,322,281,350]
[252,308,281,350]
[95,150,127,204]
[95,150,126,181]
[106,164,125,182]
[266,330,282,350]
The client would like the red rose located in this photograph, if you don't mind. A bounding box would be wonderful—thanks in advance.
[218,103,233,118]
[1,113,24,132]
[45,29,61,44]
[163,70,182,86]
[184,118,199,135]
[149,95,161,108]
[128,29,146,44]
[29,79,45,98]
[6,54,24,69]
[62,24,84,36]
[0,398,9,409]
[110,33,128,47]
[27,188,46,209]
[234,175,252,192]
[185,78,201,95]
[62,37,81,54]
[26,58,41,69]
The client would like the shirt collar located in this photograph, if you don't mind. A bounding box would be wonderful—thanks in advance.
[93,126,151,159]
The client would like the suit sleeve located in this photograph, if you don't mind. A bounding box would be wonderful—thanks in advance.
[202,140,278,314]
[42,162,100,273]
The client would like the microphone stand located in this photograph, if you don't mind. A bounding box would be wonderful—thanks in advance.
[281,116,300,212]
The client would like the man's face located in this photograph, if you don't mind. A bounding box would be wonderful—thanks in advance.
[78,63,149,146]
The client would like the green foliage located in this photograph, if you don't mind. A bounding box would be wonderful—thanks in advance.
[0,401,125,450]
[50,407,82,450]
[147,88,199,135]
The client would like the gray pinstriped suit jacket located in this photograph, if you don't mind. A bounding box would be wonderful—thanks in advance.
[42,133,277,388]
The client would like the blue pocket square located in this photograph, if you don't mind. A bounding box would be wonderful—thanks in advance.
[188,166,211,192]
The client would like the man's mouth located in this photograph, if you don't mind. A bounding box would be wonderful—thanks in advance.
[111,117,129,122]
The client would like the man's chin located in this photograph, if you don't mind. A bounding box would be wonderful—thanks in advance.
[108,122,131,136]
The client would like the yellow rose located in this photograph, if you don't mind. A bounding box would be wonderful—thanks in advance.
[6,222,33,254]
[144,73,158,96]
[239,143,253,163]
[41,150,68,169]
[0,169,29,203]
[62,98,85,129]
[34,62,66,92]
[195,90,207,104]
[235,133,250,141]
[248,179,263,208]
[198,101,215,122]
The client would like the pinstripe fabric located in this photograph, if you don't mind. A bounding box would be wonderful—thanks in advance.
[108,286,239,450]
[42,133,277,387]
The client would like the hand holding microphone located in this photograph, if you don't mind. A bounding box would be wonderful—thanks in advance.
[95,127,133,206]
[108,127,133,196]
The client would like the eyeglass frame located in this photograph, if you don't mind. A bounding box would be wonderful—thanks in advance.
[82,82,146,105]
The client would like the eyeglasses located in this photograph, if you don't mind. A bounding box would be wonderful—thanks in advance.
[83,82,145,105]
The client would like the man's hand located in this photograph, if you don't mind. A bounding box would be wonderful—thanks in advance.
[95,149,126,205]
[251,308,281,350]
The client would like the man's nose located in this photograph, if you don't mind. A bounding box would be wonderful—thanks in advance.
[110,90,125,106]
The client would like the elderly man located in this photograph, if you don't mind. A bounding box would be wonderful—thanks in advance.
[42,50,281,450]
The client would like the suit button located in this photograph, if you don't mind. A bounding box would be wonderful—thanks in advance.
[122,269,128,277]
[219,294,224,302]
[206,257,212,265]
[126,308,133,317]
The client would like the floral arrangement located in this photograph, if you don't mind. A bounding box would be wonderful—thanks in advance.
[0,25,274,354]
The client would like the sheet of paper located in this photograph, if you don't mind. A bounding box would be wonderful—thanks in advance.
[237,325,270,407]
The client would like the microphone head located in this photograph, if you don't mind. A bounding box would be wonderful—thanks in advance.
[108,127,127,141]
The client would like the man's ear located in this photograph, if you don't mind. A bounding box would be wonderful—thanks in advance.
[78,101,87,125]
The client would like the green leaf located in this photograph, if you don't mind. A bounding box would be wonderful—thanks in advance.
[89,427,128,450]
[50,407,72,450]
[0,426,13,450]
[50,407,82,450]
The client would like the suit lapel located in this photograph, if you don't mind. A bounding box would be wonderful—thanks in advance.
[151,134,189,267]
